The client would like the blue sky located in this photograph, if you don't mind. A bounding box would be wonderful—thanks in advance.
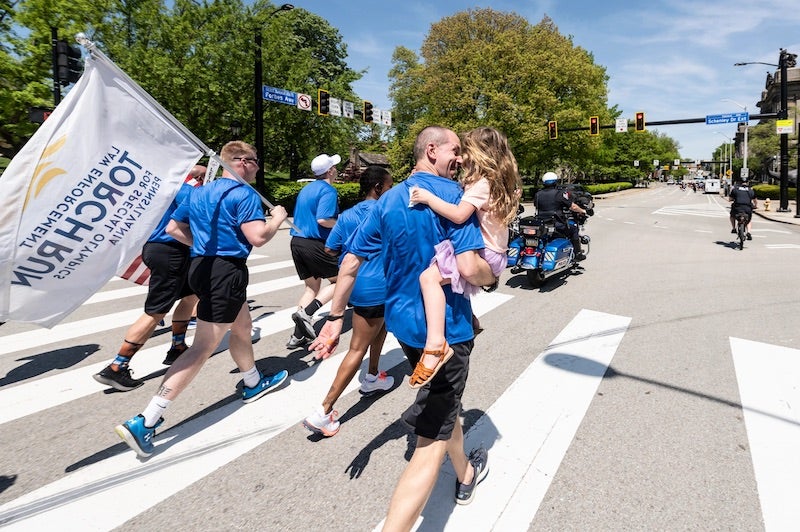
[296,0,800,161]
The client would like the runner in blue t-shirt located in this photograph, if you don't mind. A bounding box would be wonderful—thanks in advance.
[115,142,289,458]
[286,153,341,349]
[93,165,206,392]
[303,166,394,437]
[310,127,495,524]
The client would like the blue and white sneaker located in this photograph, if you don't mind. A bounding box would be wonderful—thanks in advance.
[115,414,163,458]
[242,370,288,403]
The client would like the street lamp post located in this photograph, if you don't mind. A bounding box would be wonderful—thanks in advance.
[721,98,748,175]
[254,3,294,194]
[715,131,732,181]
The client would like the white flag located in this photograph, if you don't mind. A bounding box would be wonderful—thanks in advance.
[0,55,203,327]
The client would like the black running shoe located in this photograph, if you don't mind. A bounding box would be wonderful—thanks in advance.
[455,447,489,505]
[93,365,144,392]
[163,343,188,365]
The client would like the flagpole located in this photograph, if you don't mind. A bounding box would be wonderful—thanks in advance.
[75,33,299,233]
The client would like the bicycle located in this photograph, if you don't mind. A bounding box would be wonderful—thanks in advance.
[735,212,748,250]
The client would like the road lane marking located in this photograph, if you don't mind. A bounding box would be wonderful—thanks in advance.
[731,337,800,532]
[0,292,512,530]
[393,309,631,531]
[652,207,729,218]
[765,244,800,249]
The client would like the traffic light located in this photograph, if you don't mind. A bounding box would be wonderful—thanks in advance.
[317,89,330,115]
[635,112,645,132]
[547,120,557,140]
[56,40,82,86]
[363,101,373,123]
[589,116,599,136]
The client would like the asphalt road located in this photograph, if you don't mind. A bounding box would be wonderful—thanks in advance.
[1,183,798,531]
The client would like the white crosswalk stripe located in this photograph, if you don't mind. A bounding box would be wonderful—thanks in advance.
[731,338,800,532]
[651,205,729,218]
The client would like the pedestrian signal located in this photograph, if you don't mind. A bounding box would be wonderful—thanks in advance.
[317,89,330,115]
[635,112,645,132]
[547,120,557,140]
[589,116,599,136]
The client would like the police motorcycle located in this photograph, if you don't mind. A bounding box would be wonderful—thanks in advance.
[506,179,593,288]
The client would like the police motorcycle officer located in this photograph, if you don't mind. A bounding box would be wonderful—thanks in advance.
[533,172,588,261]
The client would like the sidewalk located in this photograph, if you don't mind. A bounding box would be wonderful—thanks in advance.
[754,199,800,226]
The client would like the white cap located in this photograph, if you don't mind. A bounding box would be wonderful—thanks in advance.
[311,153,341,176]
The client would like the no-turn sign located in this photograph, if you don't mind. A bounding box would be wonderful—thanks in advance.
[297,93,312,111]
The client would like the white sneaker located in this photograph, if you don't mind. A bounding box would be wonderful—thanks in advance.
[302,407,340,437]
[359,371,394,395]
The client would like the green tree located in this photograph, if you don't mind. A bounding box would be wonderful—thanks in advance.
[3,0,363,181]
[387,10,610,177]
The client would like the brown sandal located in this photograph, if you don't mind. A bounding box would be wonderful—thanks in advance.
[409,341,454,389]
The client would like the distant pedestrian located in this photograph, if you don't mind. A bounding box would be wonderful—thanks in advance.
[310,126,494,528]
[303,166,395,437]
[286,153,341,349]
[115,141,289,457]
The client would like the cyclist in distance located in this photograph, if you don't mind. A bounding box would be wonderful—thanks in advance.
[728,178,757,240]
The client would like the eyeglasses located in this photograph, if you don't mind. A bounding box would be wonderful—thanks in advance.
[233,157,259,165]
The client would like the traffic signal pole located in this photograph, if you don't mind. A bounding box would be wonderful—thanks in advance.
[552,113,779,134]
[778,49,790,212]
[51,27,62,106]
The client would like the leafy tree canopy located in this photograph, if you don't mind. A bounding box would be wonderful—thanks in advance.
[386,8,691,182]
[2,0,365,181]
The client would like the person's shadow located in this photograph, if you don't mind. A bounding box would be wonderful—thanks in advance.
[0,344,100,388]
[344,406,497,483]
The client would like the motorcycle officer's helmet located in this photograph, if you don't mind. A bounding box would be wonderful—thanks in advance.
[542,172,558,186]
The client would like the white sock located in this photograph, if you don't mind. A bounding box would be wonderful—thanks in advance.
[242,365,261,388]
[142,396,171,427]
[365,372,378,382]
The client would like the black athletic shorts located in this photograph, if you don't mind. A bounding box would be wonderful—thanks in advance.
[188,256,248,324]
[352,304,385,320]
[141,241,193,315]
[731,205,753,222]
[290,236,339,280]
[400,340,472,440]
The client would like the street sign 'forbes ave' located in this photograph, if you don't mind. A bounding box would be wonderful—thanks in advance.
[262,85,297,106]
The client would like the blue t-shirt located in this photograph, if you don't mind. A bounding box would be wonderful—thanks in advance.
[347,172,484,347]
[148,183,194,244]
[325,199,385,307]
[289,179,339,241]
[172,177,264,258]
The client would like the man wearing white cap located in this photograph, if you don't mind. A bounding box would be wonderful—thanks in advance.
[286,153,341,349]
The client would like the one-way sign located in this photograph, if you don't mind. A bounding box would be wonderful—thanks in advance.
[706,112,749,125]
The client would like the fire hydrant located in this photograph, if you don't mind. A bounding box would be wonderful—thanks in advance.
[764,198,771,211]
